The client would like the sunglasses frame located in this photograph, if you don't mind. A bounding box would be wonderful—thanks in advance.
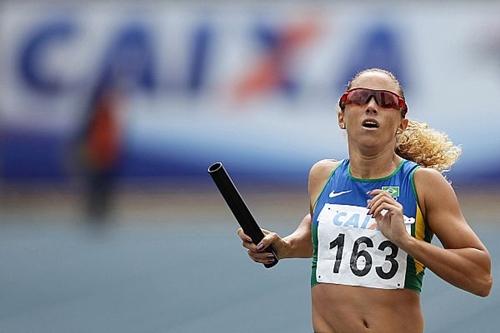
[339,88,408,115]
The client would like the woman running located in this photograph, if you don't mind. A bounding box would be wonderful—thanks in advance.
[238,68,492,333]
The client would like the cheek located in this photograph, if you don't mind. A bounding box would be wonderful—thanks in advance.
[387,116,403,131]
[342,107,363,121]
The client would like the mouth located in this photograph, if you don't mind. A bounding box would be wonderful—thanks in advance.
[361,119,380,129]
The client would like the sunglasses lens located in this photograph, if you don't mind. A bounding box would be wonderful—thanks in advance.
[341,89,405,111]
[347,89,371,105]
[345,89,400,108]
[377,91,400,109]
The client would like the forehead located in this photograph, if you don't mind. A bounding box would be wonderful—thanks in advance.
[350,71,400,94]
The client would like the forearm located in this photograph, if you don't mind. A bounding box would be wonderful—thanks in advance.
[399,237,492,297]
[281,214,313,259]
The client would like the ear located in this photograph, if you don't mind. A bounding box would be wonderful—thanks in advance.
[397,118,408,134]
[400,118,408,131]
[338,109,345,129]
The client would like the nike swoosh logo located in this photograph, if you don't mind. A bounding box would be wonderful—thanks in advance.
[329,190,352,198]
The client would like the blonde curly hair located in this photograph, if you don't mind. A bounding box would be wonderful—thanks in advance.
[346,68,461,172]
[396,120,461,172]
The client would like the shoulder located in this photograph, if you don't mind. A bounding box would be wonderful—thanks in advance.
[308,159,341,186]
[413,167,456,215]
[413,167,449,190]
[308,159,341,206]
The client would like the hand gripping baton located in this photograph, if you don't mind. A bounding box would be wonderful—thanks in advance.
[208,162,279,268]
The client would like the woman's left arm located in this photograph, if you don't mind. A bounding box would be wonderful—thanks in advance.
[399,168,492,296]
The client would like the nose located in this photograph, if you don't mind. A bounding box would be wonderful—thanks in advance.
[365,96,378,114]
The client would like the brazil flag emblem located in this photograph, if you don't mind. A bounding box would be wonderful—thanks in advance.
[382,186,400,199]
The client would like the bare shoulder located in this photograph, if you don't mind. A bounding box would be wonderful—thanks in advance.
[309,159,340,184]
[413,166,445,181]
[413,167,459,218]
[308,159,341,207]
[413,167,452,195]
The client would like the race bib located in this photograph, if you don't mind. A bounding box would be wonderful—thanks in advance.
[316,204,412,289]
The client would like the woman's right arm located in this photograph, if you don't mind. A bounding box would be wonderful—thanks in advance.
[237,159,338,264]
[236,214,311,265]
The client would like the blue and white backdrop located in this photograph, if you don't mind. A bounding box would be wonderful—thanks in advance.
[1,1,499,186]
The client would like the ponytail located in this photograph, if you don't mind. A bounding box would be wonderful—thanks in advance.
[396,119,461,172]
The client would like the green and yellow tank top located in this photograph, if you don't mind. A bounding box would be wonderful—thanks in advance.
[311,159,433,292]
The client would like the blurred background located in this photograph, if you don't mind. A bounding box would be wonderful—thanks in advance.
[0,0,499,332]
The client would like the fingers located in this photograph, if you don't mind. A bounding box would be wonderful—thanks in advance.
[237,228,252,243]
[367,191,402,220]
[256,232,280,252]
[247,248,278,265]
[371,202,401,220]
[237,228,279,264]
[237,228,271,242]
[237,228,257,252]
[248,232,279,265]
[367,190,402,216]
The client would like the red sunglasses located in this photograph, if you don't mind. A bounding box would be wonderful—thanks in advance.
[339,88,408,115]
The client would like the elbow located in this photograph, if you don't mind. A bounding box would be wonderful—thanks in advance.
[480,274,493,297]
[471,250,493,297]
[473,274,493,297]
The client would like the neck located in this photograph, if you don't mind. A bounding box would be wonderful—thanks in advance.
[348,144,402,179]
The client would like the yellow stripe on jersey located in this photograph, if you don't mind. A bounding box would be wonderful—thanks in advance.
[414,205,426,275]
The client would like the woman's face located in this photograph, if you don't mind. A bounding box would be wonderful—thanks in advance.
[338,71,408,149]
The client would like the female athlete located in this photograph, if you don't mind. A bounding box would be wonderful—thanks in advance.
[237,68,492,333]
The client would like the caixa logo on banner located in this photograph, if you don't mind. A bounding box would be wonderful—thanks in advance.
[17,19,204,96]
[15,16,406,103]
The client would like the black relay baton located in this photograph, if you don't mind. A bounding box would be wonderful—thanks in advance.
[208,162,279,268]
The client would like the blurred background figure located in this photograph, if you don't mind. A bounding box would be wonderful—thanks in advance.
[73,25,153,223]
[76,84,122,223]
